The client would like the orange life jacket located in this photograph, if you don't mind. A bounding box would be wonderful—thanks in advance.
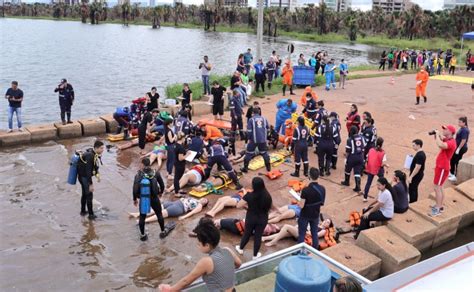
[235,220,245,236]
[349,211,361,227]
[319,227,337,250]
[288,180,306,192]
[266,169,283,180]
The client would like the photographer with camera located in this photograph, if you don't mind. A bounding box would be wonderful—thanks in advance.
[430,125,456,217]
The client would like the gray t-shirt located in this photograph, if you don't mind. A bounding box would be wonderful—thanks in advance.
[201,62,211,76]
[378,189,394,218]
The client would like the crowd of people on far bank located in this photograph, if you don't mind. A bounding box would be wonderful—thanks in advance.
[4,45,471,292]
[378,48,474,75]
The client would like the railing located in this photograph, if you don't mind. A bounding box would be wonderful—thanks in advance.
[184,243,372,291]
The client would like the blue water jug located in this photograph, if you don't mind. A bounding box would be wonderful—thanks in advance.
[67,153,80,185]
[139,177,151,214]
[275,254,331,292]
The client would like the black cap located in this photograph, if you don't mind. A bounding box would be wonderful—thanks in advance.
[61,78,67,83]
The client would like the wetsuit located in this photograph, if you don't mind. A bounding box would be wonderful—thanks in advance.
[343,134,366,191]
[316,123,337,175]
[54,83,74,123]
[242,114,271,172]
[292,124,310,177]
[205,143,241,189]
[76,149,100,217]
[133,168,165,238]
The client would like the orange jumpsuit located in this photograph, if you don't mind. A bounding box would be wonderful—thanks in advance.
[416,69,429,97]
[278,119,294,148]
[300,86,318,106]
[204,125,223,141]
[281,64,294,86]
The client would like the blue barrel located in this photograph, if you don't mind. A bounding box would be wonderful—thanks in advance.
[67,153,80,185]
[275,254,331,292]
[293,66,316,86]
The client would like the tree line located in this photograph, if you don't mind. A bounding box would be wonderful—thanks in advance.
[2,2,473,41]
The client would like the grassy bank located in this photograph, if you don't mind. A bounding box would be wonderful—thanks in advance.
[165,64,413,100]
[7,15,472,54]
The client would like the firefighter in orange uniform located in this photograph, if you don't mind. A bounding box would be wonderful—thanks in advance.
[281,61,295,96]
[415,66,429,105]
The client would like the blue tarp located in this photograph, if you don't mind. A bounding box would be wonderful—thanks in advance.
[462,32,474,40]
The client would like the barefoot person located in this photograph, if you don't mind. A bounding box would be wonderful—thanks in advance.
[130,197,209,222]
[133,157,166,241]
[268,202,301,224]
[205,190,245,218]
[159,218,241,292]
[262,218,333,247]
[165,165,205,193]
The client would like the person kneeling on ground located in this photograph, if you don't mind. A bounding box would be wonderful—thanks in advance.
[159,218,241,292]
[354,177,394,239]
[133,157,166,241]
[262,218,333,247]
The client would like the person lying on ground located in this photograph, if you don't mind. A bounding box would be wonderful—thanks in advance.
[204,190,246,218]
[268,202,301,224]
[129,197,209,222]
[140,141,167,169]
[190,172,236,193]
[262,218,333,247]
[165,165,206,194]
[213,218,280,236]
[229,149,246,164]
[158,218,241,292]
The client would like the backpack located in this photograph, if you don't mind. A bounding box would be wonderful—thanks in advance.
[139,176,152,214]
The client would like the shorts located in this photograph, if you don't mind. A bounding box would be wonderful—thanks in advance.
[189,169,203,185]
[163,200,185,217]
[212,101,224,116]
[434,167,449,186]
[288,204,301,218]
[219,218,241,235]
[152,148,166,155]
[231,194,242,203]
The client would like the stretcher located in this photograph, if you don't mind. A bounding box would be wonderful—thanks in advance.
[430,75,474,84]
[198,118,232,130]
[291,113,316,136]
[248,149,291,171]
[107,133,137,142]
[188,173,240,198]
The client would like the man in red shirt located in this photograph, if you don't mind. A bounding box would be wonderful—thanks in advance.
[431,125,456,216]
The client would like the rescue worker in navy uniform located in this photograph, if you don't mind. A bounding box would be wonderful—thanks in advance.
[314,100,327,128]
[133,157,165,241]
[302,93,317,121]
[77,140,105,220]
[241,107,271,173]
[361,117,377,159]
[174,110,191,135]
[291,116,310,177]
[230,90,245,140]
[341,126,366,192]
[316,115,337,177]
[54,78,75,125]
[329,112,342,169]
[204,139,243,190]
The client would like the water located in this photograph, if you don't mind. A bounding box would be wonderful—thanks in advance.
[0,18,381,126]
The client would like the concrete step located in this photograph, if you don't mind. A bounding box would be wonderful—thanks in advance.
[26,124,57,143]
[54,122,82,139]
[0,129,31,147]
[455,178,474,201]
[100,114,118,134]
[456,155,474,184]
[428,188,474,229]
[78,118,106,136]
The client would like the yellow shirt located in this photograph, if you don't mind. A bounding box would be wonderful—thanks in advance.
[450,58,457,66]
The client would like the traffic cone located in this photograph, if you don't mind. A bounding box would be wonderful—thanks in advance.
[389,76,395,85]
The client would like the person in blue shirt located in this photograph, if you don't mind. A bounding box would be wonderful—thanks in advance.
[254,58,266,93]
[275,98,297,135]
[449,116,470,182]
[339,59,349,89]
[113,106,132,139]
[241,107,271,173]
[204,139,243,190]
[243,48,253,73]
[324,59,337,91]
[230,90,245,140]
[309,53,317,69]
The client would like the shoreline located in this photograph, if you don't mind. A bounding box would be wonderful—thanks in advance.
[4,16,471,55]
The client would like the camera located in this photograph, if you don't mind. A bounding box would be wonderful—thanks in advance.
[428,130,437,136]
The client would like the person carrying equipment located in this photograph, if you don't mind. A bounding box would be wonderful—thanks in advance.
[302,93,317,121]
[54,78,75,125]
[291,116,310,177]
[229,90,245,140]
[204,139,243,190]
[415,66,429,105]
[241,107,271,173]
[329,112,342,169]
[299,86,318,107]
[316,115,337,177]
[341,126,366,192]
[275,98,297,135]
[133,157,166,241]
[113,106,132,139]
[281,61,295,96]
[76,140,105,220]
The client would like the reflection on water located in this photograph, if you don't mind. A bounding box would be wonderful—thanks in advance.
[69,220,103,279]
[132,256,172,288]
[0,18,382,125]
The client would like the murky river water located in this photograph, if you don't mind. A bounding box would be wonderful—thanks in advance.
[0,18,381,126]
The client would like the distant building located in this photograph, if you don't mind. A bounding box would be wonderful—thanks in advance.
[372,0,412,13]
[265,0,298,10]
[443,0,474,9]
[337,0,352,11]
[223,0,248,7]
[150,0,155,7]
